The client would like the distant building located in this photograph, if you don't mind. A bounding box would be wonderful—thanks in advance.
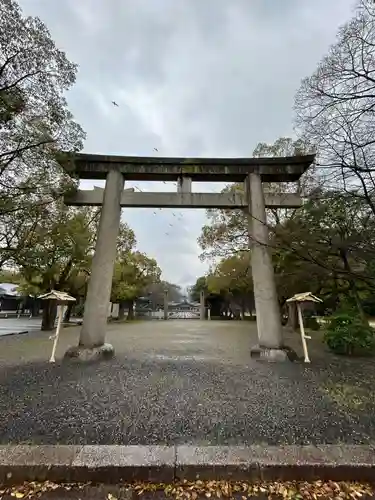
[168,299,200,312]
[0,283,22,312]
[0,283,41,315]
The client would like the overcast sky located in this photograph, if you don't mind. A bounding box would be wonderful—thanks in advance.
[19,0,356,289]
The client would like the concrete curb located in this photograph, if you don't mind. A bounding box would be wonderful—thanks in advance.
[0,445,375,484]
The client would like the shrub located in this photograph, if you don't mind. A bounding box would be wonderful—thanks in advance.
[304,316,320,330]
[324,312,375,356]
[74,303,85,317]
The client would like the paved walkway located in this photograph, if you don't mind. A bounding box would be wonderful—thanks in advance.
[0,320,374,446]
[0,318,41,337]
[168,311,200,319]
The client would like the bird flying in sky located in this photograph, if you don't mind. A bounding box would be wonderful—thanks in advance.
[112,101,119,107]
[153,148,158,152]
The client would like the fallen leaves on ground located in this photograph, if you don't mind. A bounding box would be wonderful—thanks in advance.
[0,480,372,500]
[136,480,373,500]
[0,481,85,499]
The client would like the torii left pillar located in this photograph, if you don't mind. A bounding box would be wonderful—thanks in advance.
[65,169,124,361]
[200,290,205,320]
[164,290,169,320]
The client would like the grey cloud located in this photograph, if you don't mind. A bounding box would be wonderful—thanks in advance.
[19,0,356,285]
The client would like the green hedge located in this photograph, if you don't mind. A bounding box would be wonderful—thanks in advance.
[304,316,320,331]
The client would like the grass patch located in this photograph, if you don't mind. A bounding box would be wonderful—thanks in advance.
[322,381,375,410]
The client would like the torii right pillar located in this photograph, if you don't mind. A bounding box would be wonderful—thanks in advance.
[247,172,293,362]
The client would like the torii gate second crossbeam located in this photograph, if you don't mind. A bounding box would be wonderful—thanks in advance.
[60,153,315,363]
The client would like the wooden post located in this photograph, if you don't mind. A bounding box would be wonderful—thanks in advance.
[50,305,66,363]
[297,303,310,363]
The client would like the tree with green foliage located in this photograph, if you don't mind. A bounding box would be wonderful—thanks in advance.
[0,0,85,267]
[206,252,254,319]
[274,191,375,318]
[145,281,183,309]
[189,276,208,303]
[14,203,98,329]
[111,251,161,320]
[0,269,21,284]
[14,199,136,329]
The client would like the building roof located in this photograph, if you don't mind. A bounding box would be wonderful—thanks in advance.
[0,283,21,297]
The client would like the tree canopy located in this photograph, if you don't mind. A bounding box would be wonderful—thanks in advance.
[295,0,375,214]
[0,1,161,329]
[0,0,85,267]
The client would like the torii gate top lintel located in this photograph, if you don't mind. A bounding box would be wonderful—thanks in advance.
[60,152,315,183]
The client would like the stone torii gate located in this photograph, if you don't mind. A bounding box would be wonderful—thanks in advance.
[61,153,314,362]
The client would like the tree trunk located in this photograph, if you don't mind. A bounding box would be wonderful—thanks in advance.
[31,298,39,317]
[118,302,126,320]
[41,300,57,331]
[64,302,74,323]
[287,302,298,330]
[126,299,135,320]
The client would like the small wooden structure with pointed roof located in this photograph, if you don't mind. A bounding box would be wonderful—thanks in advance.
[38,290,76,362]
[286,292,322,304]
[287,292,323,363]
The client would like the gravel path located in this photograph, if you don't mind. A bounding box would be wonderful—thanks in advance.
[0,320,374,446]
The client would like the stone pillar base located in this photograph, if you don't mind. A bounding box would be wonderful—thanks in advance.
[64,343,115,362]
[250,344,297,362]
